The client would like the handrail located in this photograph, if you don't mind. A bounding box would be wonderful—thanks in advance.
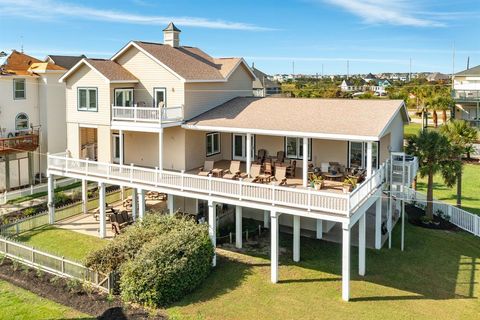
[112,105,184,123]
[0,133,39,151]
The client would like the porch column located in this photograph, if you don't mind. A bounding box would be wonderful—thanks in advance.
[28,152,34,185]
[131,188,138,221]
[138,188,145,220]
[119,129,124,166]
[375,197,382,249]
[302,137,308,187]
[47,174,55,224]
[81,179,88,214]
[263,210,269,228]
[388,195,393,249]
[158,128,164,170]
[167,194,174,216]
[401,197,405,251]
[246,133,252,176]
[316,219,323,239]
[366,141,373,178]
[342,225,351,301]
[98,182,106,239]
[208,200,217,267]
[5,154,10,191]
[293,215,300,262]
[271,211,279,283]
[235,206,242,249]
[359,212,366,276]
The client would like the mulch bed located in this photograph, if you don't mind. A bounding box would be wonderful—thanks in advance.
[405,204,459,231]
[0,258,165,319]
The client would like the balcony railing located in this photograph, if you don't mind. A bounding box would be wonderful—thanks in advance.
[112,105,184,123]
[452,90,480,101]
[48,154,393,217]
[0,133,39,155]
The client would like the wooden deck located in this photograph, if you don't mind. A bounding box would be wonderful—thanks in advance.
[0,133,39,155]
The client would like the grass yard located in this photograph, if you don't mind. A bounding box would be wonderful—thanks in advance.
[403,122,423,139]
[16,225,108,261]
[168,224,480,320]
[417,163,480,215]
[0,280,89,319]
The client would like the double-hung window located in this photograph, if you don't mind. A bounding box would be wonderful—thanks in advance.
[115,88,133,107]
[285,137,312,160]
[78,88,98,111]
[13,79,26,99]
[206,132,220,156]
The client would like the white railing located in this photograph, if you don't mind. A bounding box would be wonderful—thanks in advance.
[49,154,353,216]
[112,105,184,123]
[349,163,386,212]
[404,187,480,237]
[0,236,111,292]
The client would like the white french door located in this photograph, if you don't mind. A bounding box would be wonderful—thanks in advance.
[232,134,255,161]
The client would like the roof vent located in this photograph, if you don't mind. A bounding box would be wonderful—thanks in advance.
[163,22,181,48]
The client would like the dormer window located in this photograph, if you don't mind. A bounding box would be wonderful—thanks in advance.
[13,78,26,99]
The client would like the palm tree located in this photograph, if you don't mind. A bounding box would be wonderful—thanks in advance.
[439,120,477,207]
[406,130,460,219]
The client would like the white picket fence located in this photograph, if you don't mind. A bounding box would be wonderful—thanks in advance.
[0,236,111,292]
[404,187,480,237]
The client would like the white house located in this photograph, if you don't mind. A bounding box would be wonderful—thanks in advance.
[47,23,417,302]
[0,50,68,191]
[452,65,480,127]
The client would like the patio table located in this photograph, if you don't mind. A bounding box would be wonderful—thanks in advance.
[211,168,223,177]
[324,173,344,181]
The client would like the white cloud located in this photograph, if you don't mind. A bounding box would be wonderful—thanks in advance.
[322,0,445,27]
[0,0,273,31]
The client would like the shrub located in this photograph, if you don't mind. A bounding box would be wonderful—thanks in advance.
[120,218,213,307]
[85,214,214,307]
[23,207,37,217]
[54,192,70,206]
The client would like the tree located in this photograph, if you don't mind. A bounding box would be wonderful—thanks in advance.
[406,130,460,219]
[439,120,477,207]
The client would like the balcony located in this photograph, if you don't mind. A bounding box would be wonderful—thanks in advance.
[0,133,39,155]
[112,105,184,125]
[48,153,390,217]
[452,90,480,102]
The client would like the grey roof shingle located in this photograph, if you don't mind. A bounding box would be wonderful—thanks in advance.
[185,97,406,138]
[455,65,480,76]
[47,55,86,69]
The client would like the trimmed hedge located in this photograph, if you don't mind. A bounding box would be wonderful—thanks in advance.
[85,214,214,307]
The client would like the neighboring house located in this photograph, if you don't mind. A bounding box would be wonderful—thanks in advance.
[0,50,67,191]
[368,79,391,94]
[339,79,364,92]
[452,65,480,127]
[45,54,86,69]
[363,73,377,83]
[48,23,417,302]
[426,72,449,82]
[252,65,281,97]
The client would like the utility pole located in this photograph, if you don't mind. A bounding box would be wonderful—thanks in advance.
[292,60,295,80]
[347,60,349,78]
[451,41,455,89]
[409,58,412,81]
[321,64,324,78]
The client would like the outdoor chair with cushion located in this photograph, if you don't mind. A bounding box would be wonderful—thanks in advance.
[223,160,241,179]
[243,164,262,183]
[286,160,296,178]
[256,149,267,164]
[264,161,273,176]
[271,166,287,186]
[275,151,285,163]
[198,160,214,176]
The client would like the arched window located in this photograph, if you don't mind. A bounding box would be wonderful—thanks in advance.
[15,113,29,131]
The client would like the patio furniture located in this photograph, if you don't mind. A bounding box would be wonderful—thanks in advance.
[324,172,344,181]
[264,161,273,175]
[223,160,241,179]
[271,166,287,186]
[256,149,267,164]
[286,160,296,178]
[146,191,166,200]
[110,210,133,236]
[198,160,214,176]
[274,151,285,163]
[243,164,262,183]
[211,168,224,177]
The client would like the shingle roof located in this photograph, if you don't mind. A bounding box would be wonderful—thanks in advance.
[163,22,181,32]
[47,55,86,69]
[185,97,406,138]
[455,65,480,76]
[133,41,246,81]
[1,50,64,75]
[252,67,280,89]
[85,59,137,81]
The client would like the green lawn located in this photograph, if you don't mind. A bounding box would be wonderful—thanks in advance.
[403,122,423,139]
[417,164,480,215]
[168,224,480,320]
[0,280,90,319]
[16,226,108,261]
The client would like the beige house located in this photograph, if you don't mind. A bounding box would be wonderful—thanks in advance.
[452,65,480,127]
[50,23,417,302]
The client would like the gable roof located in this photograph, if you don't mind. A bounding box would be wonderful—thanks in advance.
[184,97,408,141]
[112,41,256,82]
[1,50,64,75]
[46,55,86,69]
[455,65,480,77]
[252,67,280,89]
[59,58,138,83]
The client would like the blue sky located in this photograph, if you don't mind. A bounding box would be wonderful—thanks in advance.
[1,0,479,75]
